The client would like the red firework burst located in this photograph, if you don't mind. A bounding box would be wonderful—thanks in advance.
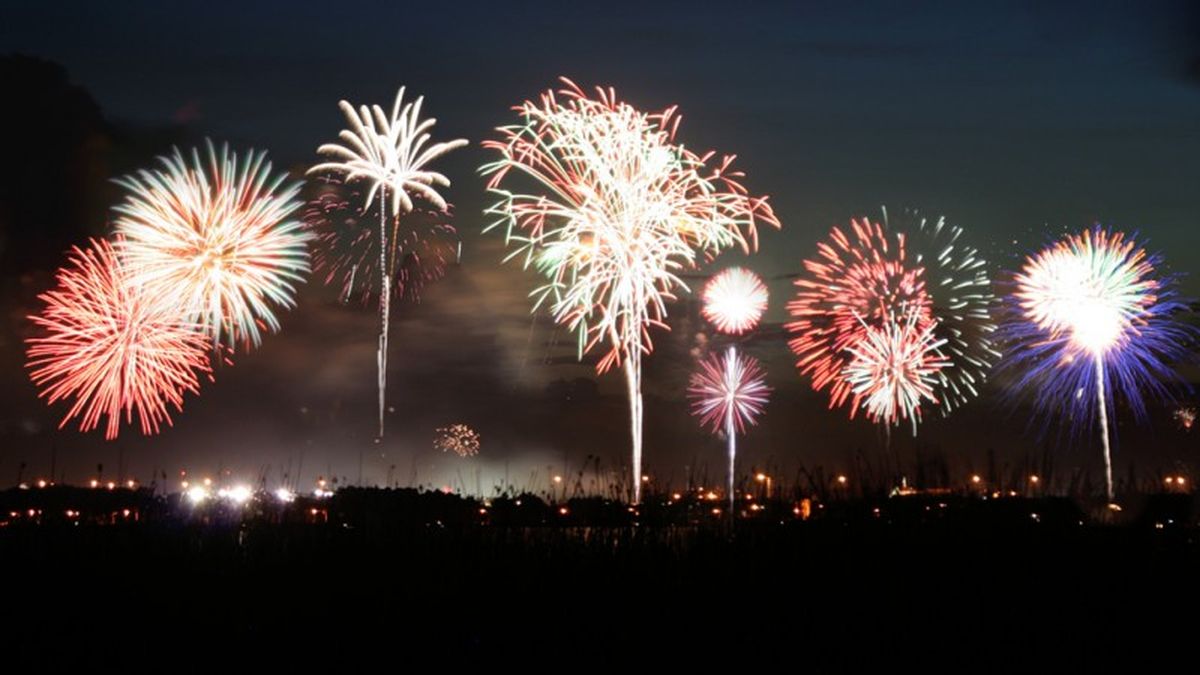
[26,239,211,440]
[785,218,933,414]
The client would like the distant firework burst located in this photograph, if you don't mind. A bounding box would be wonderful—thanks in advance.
[304,177,460,305]
[434,424,481,457]
[26,239,211,440]
[1000,226,1195,500]
[482,77,778,501]
[1175,407,1196,431]
[786,218,930,415]
[843,309,950,434]
[113,140,311,351]
[887,207,999,414]
[702,267,769,335]
[310,88,467,439]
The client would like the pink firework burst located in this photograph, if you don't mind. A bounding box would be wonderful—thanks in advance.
[688,348,771,435]
[25,239,212,440]
[842,309,949,434]
[701,267,769,335]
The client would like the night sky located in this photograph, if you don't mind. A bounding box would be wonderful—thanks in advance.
[1,1,1198,491]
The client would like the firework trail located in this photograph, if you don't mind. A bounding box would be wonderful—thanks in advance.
[1000,226,1195,501]
[434,424,481,457]
[26,239,211,440]
[310,88,467,439]
[843,309,950,434]
[112,140,310,352]
[482,78,778,502]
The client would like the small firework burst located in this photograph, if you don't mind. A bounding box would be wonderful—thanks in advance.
[843,309,950,434]
[701,267,769,335]
[688,348,771,436]
[434,424,481,457]
[1174,407,1195,431]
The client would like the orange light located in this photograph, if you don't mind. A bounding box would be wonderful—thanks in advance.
[836,475,847,485]
[89,479,99,488]
[553,475,563,484]
[1029,475,1040,484]
[36,479,47,489]
[971,475,982,484]
[755,473,766,482]
[558,507,568,515]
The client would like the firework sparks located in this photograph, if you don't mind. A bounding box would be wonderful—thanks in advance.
[786,218,931,415]
[1000,226,1195,501]
[304,177,459,306]
[702,267,769,335]
[112,140,310,351]
[434,424,481,457]
[310,89,467,439]
[843,309,950,434]
[482,77,778,501]
[688,347,770,513]
[26,239,211,440]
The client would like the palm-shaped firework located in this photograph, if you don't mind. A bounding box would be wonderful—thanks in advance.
[309,88,467,438]
[690,267,772,514]
[113,140,310,351]
[1000,226,1195,502]
[482,78,778,502]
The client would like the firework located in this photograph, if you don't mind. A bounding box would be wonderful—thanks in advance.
[26,239,211,440]
[1174,407,1196,431]
[1000,226,1195,501]
[482,78,778,501]
[112,140,310,351]
[304,177,459,306]
[887,208,999,414]
[786,218,931,415]
[688,347,770,513]
[843,309,950,434]
[434,424,481,457]
[310,89,467,438]
[702,267,769,335]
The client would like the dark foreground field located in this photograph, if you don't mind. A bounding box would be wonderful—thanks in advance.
[1,488,1197,670]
